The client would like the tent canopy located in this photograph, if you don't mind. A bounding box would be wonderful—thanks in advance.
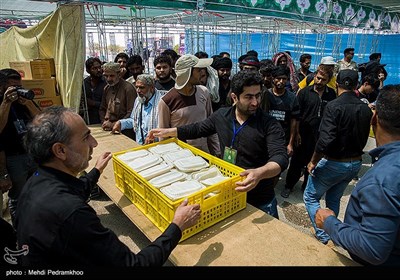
[0,0,399,32]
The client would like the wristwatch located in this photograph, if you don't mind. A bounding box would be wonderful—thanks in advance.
[0,173,9,180]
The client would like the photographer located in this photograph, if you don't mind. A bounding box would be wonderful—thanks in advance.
[0,68,40,227]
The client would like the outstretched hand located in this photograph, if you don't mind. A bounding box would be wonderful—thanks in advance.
[235,168,262,192]
[146,128,177,144]
[95,152,112,174]
[172,198,201,232]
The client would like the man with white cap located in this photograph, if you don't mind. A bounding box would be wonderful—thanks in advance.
[155,54,220,156]
[297,56,337,92]
[99,62,136,134]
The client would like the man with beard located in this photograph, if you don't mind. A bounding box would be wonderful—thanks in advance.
[154,54,220,157]
[15,106,201,266]
[296,53,312,82]
[112,74,163,145]
[153,55,175,93]
[82,57,107,124]
[99,62,136,135]
[114,52,131,80]
[125,55,145,85]
[211,57,232,112]
[147,70,288,219]
[281,65,336,199]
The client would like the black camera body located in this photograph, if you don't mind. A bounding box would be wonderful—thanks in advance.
[15,86,35,100]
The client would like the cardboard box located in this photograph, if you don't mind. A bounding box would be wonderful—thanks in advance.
[34,96,62,110]
[9,61,33,79]
[31,58,56,78]
[9,58,55,79]
[21,78,57,98]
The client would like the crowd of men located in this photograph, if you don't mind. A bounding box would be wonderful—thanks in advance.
[0,47,398,267]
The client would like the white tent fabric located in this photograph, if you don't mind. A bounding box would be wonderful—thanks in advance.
[0,4,84,110]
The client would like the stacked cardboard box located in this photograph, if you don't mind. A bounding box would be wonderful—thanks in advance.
[10,58,62,110]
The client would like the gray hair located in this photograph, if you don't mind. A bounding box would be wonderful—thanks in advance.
[23,106,74,165]
[102,62,120,73]
[136,74,155,86]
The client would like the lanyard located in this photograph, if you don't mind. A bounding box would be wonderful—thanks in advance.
[138,104,145,144]
[230,117,251,147]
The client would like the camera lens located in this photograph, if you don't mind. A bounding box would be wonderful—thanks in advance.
[16,88,35,100]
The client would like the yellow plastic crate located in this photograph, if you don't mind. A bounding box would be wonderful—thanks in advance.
[112,138,247,241]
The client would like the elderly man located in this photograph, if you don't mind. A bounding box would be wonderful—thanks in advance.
[304,69,372,245]
[148,71,288,219]
[99,62,136,135]
[15,106,201,266]
[112,74,164,145]
[156,54,220,157]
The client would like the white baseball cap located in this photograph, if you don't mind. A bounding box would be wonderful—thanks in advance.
[175,54,213,90]
[320,56,336,65]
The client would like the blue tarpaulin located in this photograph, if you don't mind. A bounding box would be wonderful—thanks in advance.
[197,33,400,85]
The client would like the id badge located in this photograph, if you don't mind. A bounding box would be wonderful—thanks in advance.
[223,146,237,164]
[13,119,27,135]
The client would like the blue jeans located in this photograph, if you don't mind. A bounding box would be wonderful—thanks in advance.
[303,158,361,244]
[251,196,279,219]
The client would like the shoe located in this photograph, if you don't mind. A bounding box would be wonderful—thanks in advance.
[325,240,336,249]
[280,188,291,198]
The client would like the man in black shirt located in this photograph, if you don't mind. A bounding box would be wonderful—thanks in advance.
[0,69,40,227]
[16,106,201,266]
[304,69,373,245]
[281,66,336,198]
[147,71,288,218]
[153,54,175,93]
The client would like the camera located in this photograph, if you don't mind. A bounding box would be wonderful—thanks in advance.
[15,86,35,100]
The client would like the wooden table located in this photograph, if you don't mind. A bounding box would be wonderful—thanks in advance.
[88,126,358,266]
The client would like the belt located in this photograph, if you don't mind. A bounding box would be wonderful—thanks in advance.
[325,156,362,162]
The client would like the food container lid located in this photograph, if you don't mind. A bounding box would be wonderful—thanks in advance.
[117,149,150,163]
[148,142,181,155]
[173,156,209,172]
[149,170,187,188]
[200,176,229,186]
[160,180,205,200]
[138,162,173,180]
[162,149,194,163]
[191,165,222,181]
[127,154,162,172]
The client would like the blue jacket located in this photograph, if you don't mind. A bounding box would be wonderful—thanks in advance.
[324,141,400,266]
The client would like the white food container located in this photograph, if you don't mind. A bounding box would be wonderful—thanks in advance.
[117,149,150,163]
[149,170,187,188]
[138,162,174,180]
[201,176,229,186]
[148,142,181,155]
[127,154,162,172]
[173,156,209,172]
[162,149,194,163]
[160,180,205,200]
[191,165,223,181]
